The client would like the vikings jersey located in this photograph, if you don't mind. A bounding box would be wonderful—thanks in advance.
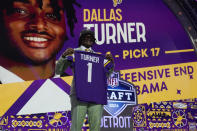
[74,51,108,104]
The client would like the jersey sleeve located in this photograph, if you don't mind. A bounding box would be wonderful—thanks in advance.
[55,54,74,76]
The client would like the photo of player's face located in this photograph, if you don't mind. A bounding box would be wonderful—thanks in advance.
[1,0,66,64]
[0,0,81,82]
[81,34,95,48]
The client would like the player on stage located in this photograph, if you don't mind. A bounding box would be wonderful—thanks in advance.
[55,28,114,131]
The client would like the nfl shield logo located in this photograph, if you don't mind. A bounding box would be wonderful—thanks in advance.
[107,72,119,88]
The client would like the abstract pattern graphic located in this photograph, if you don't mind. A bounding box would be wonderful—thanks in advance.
[47,112,68,127]
[132,105,147,127]
[133,98,197,130]
[172,110,187,128]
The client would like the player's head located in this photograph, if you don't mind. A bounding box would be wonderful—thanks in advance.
[78,28,96,48]
[0,0,78,64]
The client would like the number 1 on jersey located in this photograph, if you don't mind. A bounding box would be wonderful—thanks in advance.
[87,62,93,83]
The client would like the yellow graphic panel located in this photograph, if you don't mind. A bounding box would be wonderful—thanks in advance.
[120,62,197,104]
[0,81,33,116]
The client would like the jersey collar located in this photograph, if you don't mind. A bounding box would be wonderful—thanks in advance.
[79,45,93,52]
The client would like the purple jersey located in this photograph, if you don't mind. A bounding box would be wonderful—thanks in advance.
[74,51,107,104]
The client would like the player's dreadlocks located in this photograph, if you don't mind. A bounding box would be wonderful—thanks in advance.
[63,0,81,37]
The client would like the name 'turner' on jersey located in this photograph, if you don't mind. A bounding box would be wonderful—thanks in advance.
[81,54,100,63]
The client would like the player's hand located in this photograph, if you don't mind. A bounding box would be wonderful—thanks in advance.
[62,48,74,58]
[105,53,114,63]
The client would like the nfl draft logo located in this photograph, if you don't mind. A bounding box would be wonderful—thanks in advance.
[104,72,137,116]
